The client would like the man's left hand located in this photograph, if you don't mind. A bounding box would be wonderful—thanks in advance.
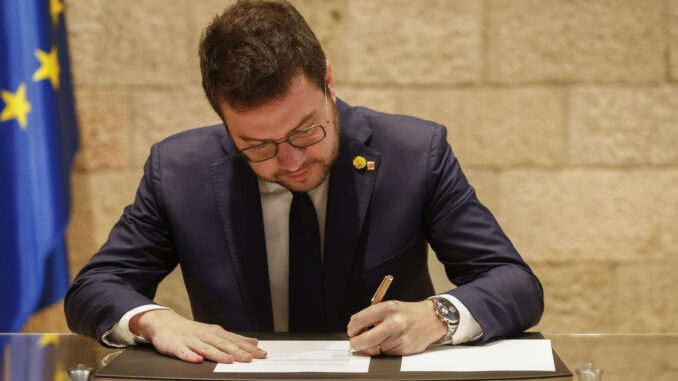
[347,300,447,356]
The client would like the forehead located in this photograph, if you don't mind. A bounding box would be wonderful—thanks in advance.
[221,75,323,140]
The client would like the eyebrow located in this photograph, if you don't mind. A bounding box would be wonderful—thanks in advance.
[239,108,317,143]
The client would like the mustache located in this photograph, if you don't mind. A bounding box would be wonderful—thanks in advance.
[275,159,322,177]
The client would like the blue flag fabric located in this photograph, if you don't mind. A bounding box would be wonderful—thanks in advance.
[0,0,78,332]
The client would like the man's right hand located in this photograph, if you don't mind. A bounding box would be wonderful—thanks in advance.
[129,309,267,364]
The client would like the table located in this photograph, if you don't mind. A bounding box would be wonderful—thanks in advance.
[1,333,676,380]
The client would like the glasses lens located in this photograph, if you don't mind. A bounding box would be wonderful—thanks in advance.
[289,125,326,148]
[241,143,276,162]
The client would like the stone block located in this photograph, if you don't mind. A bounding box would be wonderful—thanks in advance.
[530,263,616,333]
[68,170,143,276]
[190,0,482,85]
[22,301,69,333]
[190,0,236,38]
[531,260,678,335]
[73,89,131,171]
[394,89,466,150]
[338,0,482,85]
[499,170,678,264]
[397,88,565,168]
[187,0,237,85]
[131,87,222,167]
[334,88,550,169]
[569,87,678,165]
[334,86,400,115]
[291,0,349,82]
[66,0,194,86]
[486,0,665,83]
[67,173,98,277]
[611,262,678,332]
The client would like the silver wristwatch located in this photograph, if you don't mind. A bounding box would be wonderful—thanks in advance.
[430,296,460,345]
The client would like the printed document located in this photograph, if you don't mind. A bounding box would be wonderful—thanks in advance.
[214,340,370,373]
[401,339,555,372]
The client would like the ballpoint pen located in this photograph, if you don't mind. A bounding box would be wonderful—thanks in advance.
[349,275,394,352]
[357,274,394,336]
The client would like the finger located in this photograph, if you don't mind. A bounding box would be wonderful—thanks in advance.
[151,336,205,364]
[187,340,235,364]
[378,335,405,356]
[349,324,388,351]
[196,329,257,361]
[380,342,404,356]
[172,345,205,364]
[359,345,382,357]
[347,307,377,336]
[347,302,393,336]
[234,339,267,359]
[212,332,266,359]
[229,332,260,346]
[209,339,256,363]
[349,321,394,352]
[224,332,265,357]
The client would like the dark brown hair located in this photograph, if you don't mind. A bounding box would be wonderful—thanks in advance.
[199,0,327,115]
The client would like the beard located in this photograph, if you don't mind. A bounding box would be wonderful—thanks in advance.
[255,101,341,193]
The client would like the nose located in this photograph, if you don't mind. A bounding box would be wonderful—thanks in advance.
[276,142,306,171]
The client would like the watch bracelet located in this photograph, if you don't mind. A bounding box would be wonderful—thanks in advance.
[430,298,457,345]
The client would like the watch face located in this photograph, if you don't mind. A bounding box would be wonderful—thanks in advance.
[436,298,459,323]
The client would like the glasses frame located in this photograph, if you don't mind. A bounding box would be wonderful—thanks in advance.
[233,82,330,163]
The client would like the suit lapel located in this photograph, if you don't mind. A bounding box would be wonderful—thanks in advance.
[210,147,273,331]
[323,103,381,329]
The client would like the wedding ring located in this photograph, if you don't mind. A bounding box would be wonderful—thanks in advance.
[377,344,383,354]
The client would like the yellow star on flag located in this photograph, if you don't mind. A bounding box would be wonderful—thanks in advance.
[49,0,64,27]
[38,333,60,348]
[0,83,32,129]
[33,46,60,90]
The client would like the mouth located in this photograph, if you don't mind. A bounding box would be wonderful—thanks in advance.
[283,167,312,182]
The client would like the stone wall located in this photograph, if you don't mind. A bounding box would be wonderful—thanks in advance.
[24,0,678,335]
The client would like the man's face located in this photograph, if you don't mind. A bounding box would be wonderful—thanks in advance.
[221,73,340,192]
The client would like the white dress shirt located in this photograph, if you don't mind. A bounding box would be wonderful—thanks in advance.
[104,176,482,346]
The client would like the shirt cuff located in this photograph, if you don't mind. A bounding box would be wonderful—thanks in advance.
[434,294,483,345]
[101,304,170,347]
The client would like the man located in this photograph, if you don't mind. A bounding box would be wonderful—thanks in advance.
[65,0,543,364]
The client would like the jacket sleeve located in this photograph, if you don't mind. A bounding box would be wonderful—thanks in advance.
[424,124,544,342]
[65,143,177,341]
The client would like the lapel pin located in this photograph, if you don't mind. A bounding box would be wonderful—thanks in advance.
[367,161,375,171]
[353,156,367,170]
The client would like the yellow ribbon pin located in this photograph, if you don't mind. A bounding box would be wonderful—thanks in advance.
[353,156,367,170]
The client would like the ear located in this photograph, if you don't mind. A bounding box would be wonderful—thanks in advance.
[325,60,336,102]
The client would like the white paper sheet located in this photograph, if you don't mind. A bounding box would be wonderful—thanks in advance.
[400,339,555,372]
[213,340,370,373]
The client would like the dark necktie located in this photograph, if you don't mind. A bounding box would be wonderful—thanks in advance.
[289,192,327,332]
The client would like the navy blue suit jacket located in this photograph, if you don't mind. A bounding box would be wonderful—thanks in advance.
[65,99,543,342]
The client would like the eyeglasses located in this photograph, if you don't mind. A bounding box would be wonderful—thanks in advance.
[233,83,330,163]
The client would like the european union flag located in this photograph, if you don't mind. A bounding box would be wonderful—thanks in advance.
[0,0,78,332]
